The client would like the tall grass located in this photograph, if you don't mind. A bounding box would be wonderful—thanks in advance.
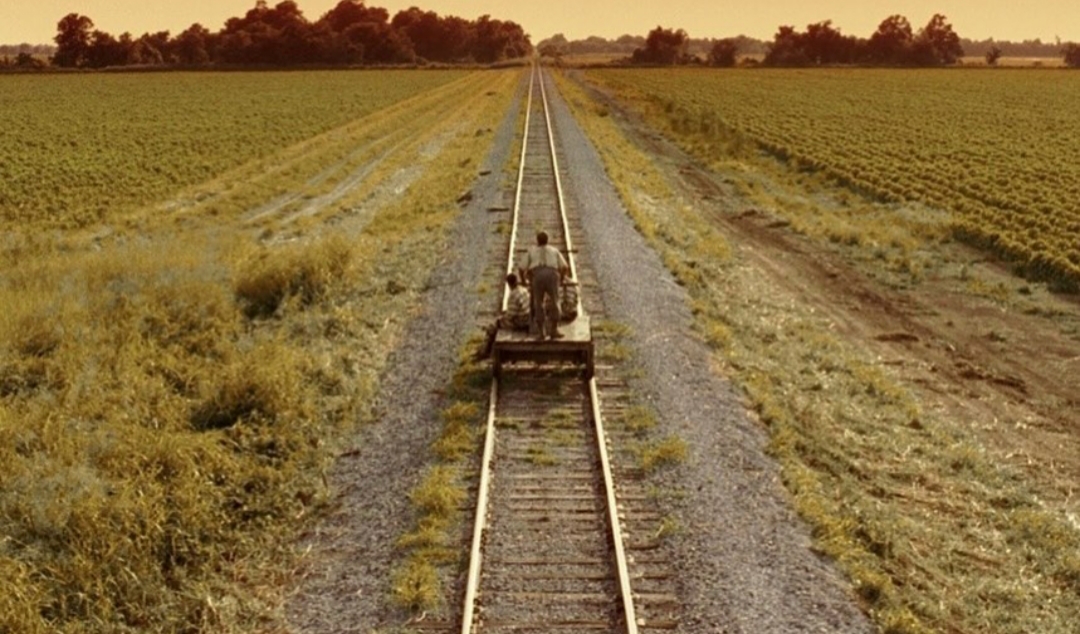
[0,234,348,632]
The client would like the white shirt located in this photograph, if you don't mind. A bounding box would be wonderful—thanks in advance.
[521,244,568,272]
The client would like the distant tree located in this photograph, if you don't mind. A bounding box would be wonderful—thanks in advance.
[218,1,270,63]
[13,52,46,69]
[501,20,531,60]
[391,7,445,61]
[867,14,913,64]
[318,0,388,34]
[905,38,938,66]
[763,21,865,66]
[117,32,138,65]
[175,23,211,65]
[1064,42,1080,67]
[350,20,415,63]
[537,33,569,59]
[316,0,414,64]
[473,15,530,63]
[42,1,531,68]
[217,0,319,65]
[985,44,1002,66]
[801,20,845,64]
[132,31,173,65]
[614,34,645,53]
[632,26,689,64]
[917,14,963,64]
[708,38,738,67]
[52,13,94,67]
[263,1,318,64]
[84,30,130,68]
[438,16,476,61]
[763,25,810,66]
[572,35,623,55]
[318,23,365,63]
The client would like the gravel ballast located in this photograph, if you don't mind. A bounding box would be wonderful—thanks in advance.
[287,71,873,634]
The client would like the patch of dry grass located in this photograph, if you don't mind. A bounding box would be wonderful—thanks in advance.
[635,436,688,473]
[0,235,341,632]
[233,236,354,318]
[433,401,481,462]
[391,557,442,612]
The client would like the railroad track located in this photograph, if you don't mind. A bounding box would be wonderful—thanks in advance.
[456,64,680,634]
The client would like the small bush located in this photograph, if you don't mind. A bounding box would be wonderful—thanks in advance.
[234,237,354,318]
[637,436,688,472]
[623,405,658,434]
[391,558,441,611]
[409,466,465,520]
[190,344,306,431]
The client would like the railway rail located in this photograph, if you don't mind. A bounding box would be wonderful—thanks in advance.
[456,64,680,634]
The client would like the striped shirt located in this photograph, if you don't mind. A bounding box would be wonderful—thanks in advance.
[505,287,531,329]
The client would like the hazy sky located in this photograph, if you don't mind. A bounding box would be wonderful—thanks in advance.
[3,0,1079,46]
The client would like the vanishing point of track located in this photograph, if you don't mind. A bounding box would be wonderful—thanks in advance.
[456,64,680,633]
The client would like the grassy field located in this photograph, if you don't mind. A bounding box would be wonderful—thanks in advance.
[0,69,521,633]
[557,67,1080,634]
[580,67,1080,290]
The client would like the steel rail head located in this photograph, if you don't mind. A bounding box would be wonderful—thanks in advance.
[589,377,641,634]
[460,379,500,634]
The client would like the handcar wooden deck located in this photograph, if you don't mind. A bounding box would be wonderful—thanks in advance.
[492,313,594,378]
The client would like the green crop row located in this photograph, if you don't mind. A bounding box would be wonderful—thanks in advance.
[0,70,467,228]
[583,68,1080,288]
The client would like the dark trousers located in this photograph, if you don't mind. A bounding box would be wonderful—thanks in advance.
[530,266,560,337]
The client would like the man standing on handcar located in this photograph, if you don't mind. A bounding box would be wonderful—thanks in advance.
[519,230,569,340]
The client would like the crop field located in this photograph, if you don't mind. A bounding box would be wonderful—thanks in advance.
[0,68,520,633]
[582,67,1080,289]
[0,70,469,228]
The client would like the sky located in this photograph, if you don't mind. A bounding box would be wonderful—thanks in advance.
[3,0,1079,46]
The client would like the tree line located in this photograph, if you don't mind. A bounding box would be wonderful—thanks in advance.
[540,14,1080,68]
[46,0,531,69]
[623,14,965,67]
[763,14,964,66]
